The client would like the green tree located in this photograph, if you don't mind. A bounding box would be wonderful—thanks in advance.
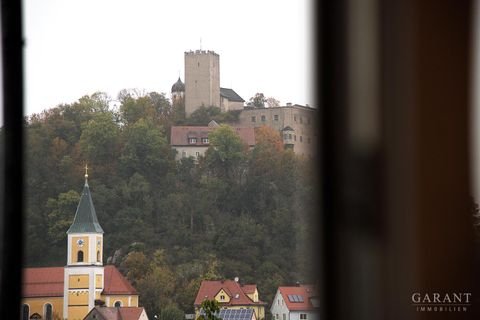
[46,190,80,244]
[187,106,221,125]
[159,305,185,320]
[197,300,221,320]
[119,118,174,182]
[79,112,120,167]
[205,125,247,182]
[248,93,266,108]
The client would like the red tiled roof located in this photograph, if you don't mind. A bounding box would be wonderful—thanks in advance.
[119,307,144,320]
[170,126,256,146]
[85,306,145,320]
[22,265,137,298]
[23,267,64,297]
[103,265,138,295]
[278,285,318,311]
[194,280,265,306]
[241,284,257,294]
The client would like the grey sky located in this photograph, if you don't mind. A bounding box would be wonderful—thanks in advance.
[23,0,313,116]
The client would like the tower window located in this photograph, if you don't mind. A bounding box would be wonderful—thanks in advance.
[77,250,84,262]
[114,301,122,308]
[198,62,200,67]
[274,115,279,121]
[44,303,53,320]
[97,250,101,262]
[22,304,29,320]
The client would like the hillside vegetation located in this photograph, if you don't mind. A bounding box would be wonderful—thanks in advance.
[23,91,319,317]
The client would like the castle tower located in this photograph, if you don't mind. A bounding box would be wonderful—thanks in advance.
[63,166,104,320]
[184,50,220,116]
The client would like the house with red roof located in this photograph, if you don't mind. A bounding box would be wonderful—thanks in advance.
[194,278,266,320]
[83,306,149,320]
[270,285,319,320]
[21,171,141,320]
[170,121,255,161]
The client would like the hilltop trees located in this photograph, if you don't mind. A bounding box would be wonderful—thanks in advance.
[23,90,318,317]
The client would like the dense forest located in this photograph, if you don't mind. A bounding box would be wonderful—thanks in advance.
[22,90,319,318]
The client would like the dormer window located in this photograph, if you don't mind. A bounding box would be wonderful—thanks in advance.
[189,138,198,144]
[220,295,225,300]
[202,137,209,144]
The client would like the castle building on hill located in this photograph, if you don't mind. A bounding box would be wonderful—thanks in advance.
[21,169,142,320]
[237,104,317,158]
[172,50,316,157]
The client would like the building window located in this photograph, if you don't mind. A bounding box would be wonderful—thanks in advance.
[284,134,288,139]
[274,114,279,121]
[294,115,297,122]
[300,136,303,142]
[251,116,256,122]
[44,303,53,320]
[294,135,296,141]
[114,301,122,308]
[220,295,225,300]
[77,250,84,262]
[182,151,187,158]
[307,137,311,144]
[202,137,209,144]
[189,138,197,144]
[300,116,303,124]
[300,315,307,320]
[307,118,311,124]
[22,304,29,320]
[288,134,292,139]
[275,314,279,320]
[198,62,200,67]
[261,115,266,122]
[195,152,200,158]
[97,250,100,262]
[283,314,286,320]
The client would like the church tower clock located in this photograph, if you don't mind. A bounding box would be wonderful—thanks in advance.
[63,166,104,320]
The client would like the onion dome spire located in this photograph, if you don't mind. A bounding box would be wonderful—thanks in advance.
[171,77,185,93]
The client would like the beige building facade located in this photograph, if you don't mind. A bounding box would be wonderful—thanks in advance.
[238,104,317,157]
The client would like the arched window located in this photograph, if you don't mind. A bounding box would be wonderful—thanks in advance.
[114,301,122,308]
[97,250,100,262]
[44,303,53,320]
[21,304,29,320]
[77,250,84,262]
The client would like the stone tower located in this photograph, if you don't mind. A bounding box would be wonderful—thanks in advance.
[184,50,220,116]
[63,168,104,320]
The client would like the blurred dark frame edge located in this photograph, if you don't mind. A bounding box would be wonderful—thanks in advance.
[0,0,24,318]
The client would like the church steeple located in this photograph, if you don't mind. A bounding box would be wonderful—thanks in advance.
[67,164,103,234]
[64,165,105,319]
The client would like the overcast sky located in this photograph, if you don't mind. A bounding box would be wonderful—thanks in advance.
[23,0,313,116]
